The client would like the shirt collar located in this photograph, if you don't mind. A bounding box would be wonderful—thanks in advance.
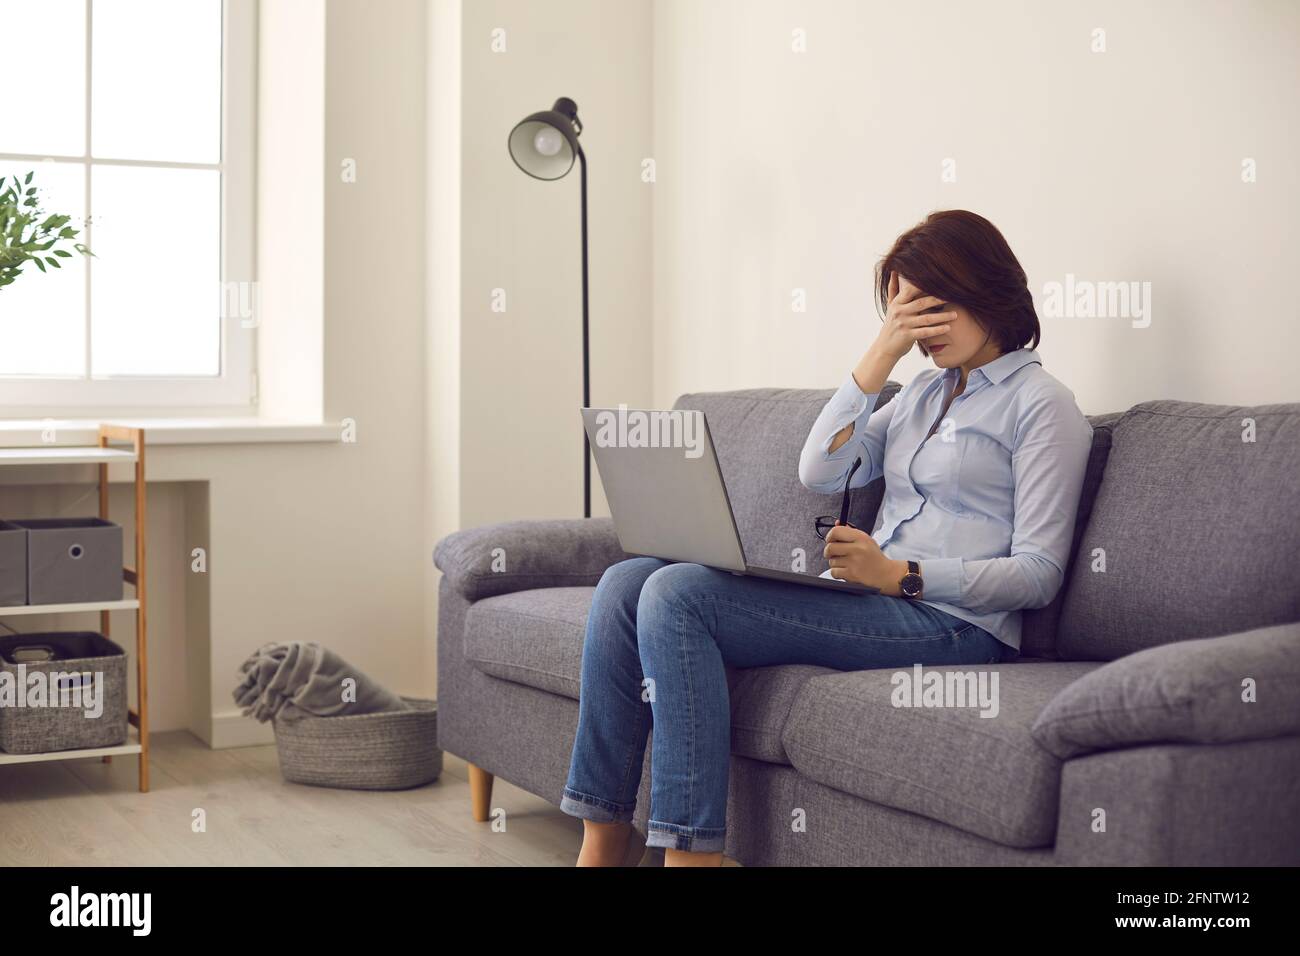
[943,348,1041,386]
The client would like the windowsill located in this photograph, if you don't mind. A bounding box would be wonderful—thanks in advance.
[0,417,341,448]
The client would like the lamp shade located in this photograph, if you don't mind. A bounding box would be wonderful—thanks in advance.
[507,97,582,181]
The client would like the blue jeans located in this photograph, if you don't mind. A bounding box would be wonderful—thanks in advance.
[560,557,1009,854]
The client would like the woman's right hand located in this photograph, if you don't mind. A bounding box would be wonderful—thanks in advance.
[836,273,960,450]
[872,272,957,361]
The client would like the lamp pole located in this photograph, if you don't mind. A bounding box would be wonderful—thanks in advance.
[507,97,591,519]
[578,145,590,519]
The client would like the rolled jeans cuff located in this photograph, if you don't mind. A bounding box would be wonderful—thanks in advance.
[645,820,727,854]
[560,787,636,824]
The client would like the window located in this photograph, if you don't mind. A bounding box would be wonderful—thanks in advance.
[0,0,255,414]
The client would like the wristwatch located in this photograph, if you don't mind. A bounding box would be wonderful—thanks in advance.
[899,560,924,599]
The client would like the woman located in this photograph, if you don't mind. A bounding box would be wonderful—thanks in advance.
[560,210,1094,866]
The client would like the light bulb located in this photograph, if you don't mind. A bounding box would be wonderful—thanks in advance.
[533,126,564,158]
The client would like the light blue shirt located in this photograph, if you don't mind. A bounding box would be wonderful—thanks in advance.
[798,348,1093,651]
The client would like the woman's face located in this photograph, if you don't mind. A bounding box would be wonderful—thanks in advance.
[897,275,1000,368]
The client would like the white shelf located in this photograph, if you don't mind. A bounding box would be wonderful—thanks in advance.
[0,726,142,766]
[0,598,138,618]
[0,446,136,467]
[0,418,340,448]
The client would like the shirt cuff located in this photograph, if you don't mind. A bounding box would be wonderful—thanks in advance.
[921,558,964,604]
[817,371,878,454]
[831,370,876,418]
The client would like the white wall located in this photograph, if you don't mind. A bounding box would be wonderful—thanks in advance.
[186,0,432,745]
[651,0,1300,412]
[459,0,655,526]
[258,0,324,423]
[427,0,463,688]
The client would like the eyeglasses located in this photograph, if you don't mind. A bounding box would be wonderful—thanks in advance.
[814,456,862,540]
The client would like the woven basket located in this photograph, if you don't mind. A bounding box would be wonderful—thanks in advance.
[273,697,441,790]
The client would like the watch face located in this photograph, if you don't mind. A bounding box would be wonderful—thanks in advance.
[901,573,923,597]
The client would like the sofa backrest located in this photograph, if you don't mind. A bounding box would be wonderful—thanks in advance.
[1019,411,1124,658]
[671,386,1298,664]
[1056,399,1300,661]
[675,384,1120,656]
[673,384,903,576]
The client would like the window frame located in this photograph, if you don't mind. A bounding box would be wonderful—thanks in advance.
[0,0,257,417]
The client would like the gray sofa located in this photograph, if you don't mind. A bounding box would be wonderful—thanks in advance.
[433,383,1300,866]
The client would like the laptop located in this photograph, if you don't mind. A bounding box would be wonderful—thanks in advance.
[581,407,879,595]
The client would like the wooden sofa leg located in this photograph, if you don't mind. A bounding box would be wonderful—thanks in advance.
[468,763,494,822]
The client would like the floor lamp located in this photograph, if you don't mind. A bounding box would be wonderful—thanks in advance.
[507,97,591,519]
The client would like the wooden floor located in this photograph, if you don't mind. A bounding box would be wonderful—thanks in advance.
[0,730,688,867]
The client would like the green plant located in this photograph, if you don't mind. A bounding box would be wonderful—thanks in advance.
[0,171,93,290]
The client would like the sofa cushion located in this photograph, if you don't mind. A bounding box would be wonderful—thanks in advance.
[727,664,838,764]
[673,384,901,575]
[1057,400,1300,661]
[461,586,831,764]
[782,661,1099,848]
[463,587,592,699]
[1033,621,1300,759]
[1018,411,1123,659]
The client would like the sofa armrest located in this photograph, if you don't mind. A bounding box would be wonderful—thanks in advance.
[1032,621,1300,759]
[433,517,629,601]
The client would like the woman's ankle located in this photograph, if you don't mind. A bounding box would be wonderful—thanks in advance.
[576,820,635,867]
[664,848,724,867]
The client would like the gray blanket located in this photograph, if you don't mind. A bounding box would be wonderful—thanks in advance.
[233,642,409,723]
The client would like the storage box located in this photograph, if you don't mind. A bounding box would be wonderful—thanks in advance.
[0,521,25,606]
[0,631,129,754]
[13,518,123,606]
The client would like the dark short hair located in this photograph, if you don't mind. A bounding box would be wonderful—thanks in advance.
[875,210,1040,357]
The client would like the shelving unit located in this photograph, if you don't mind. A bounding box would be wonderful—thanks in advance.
[0,425,149,791]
